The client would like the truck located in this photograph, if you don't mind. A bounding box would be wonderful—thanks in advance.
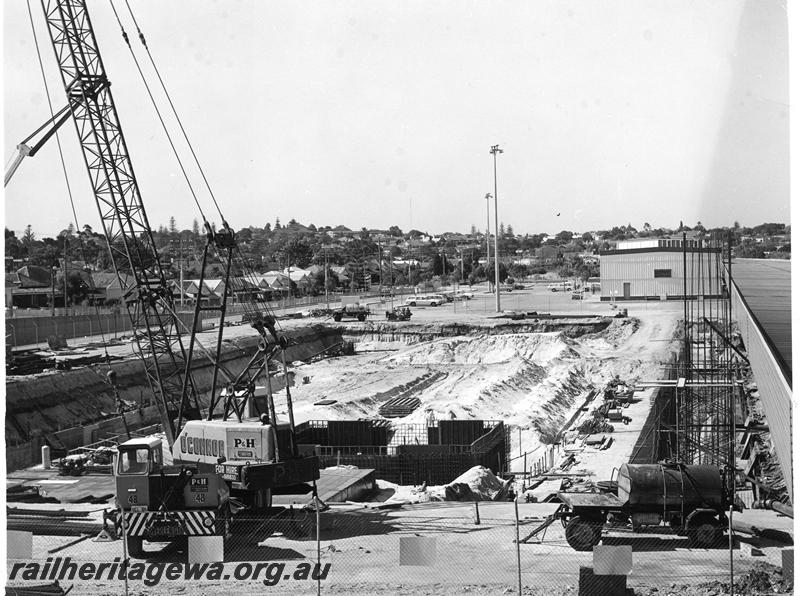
[332,300,370,322]
[556,462,733,550]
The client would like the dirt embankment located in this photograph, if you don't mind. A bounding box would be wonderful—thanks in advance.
[5,325,343,449]
[333,317,616,344]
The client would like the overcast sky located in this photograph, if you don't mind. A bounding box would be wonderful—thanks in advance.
[2,0,790,239]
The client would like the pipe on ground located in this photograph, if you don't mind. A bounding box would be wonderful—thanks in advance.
[753,499,793,518]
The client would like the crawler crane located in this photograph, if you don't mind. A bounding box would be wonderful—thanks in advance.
[28,0,319,555]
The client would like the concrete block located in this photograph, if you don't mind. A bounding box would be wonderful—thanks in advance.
[188,536,224,564]
[579,566,627,596]
[593,545,632,575]
[7,531,33,559]
[399,536,436,566]
[781,549,793,583]
[744,544,765,557]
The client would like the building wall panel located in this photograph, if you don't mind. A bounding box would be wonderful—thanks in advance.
[600,250,721,300]
[731,282,793,503]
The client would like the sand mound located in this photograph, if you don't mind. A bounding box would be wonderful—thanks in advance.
[427,465,511,502]
[381,333,573,367]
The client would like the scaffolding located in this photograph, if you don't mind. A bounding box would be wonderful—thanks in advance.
[675,233,740,495]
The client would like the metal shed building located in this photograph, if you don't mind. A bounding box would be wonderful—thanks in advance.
[599,238,723,301]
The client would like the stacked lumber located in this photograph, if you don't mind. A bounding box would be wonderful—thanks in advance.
[6,507,101,536]
[378,396,421,418]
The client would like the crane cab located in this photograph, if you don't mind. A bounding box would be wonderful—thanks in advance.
[115,436,164,511]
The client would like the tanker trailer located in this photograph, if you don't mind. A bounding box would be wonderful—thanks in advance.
[556,462,732,550]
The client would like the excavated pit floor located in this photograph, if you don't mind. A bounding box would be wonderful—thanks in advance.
[285,312,682,460]
[7,293,684,471]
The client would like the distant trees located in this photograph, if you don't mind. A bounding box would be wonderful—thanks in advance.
[554,230,573,244]
[5,217,789,290]
[507,263,529,281]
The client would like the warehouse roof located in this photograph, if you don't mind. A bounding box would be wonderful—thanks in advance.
[730,259,791,379]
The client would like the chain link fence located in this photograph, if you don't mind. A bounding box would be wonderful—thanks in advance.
[6,501,793,595]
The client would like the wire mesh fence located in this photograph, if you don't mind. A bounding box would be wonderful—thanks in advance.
[5,501,793,595]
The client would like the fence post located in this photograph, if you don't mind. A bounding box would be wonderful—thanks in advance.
[316,495,322,596]
[473,501,480,525]
[118,499,130,596]
[514,498,522,596]
[729,504,734,596]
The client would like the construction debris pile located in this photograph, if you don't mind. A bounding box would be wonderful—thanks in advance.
[374,466,512,505]
[410,466,512,502]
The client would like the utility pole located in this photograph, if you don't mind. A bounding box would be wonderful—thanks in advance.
[377,239,383,294]
[324,248,329,310]
[179,237,185,308]
[388,247,394,307]
[63,237,68,314]
[490,144,503,313]
[485,193,492,295]
[51,263,56,317]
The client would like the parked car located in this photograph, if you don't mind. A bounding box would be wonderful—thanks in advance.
[547,282,571,292]
[405,294,445,307]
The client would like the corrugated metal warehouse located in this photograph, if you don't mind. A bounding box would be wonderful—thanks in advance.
[729,259,792,503]
[599,238,722,301]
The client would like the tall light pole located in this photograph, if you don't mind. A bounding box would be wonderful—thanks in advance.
[485,193,492,295]
[490,144,503,313]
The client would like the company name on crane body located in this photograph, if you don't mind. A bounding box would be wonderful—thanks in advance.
[179,436,257,457]
[180,436,225,457]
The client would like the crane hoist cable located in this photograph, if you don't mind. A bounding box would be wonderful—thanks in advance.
[25,0,75,224]
[122,0,224,223]
[110,0,295,420]
[117,0,283,335]
[108,0,209,227]
[27,0,117,367]
[111,0,283,335]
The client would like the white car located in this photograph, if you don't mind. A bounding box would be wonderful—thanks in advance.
[547,283,570,292]
[405,294,445,307]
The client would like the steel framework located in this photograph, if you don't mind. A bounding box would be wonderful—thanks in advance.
[40,0,200,445]
[676,233,740,494]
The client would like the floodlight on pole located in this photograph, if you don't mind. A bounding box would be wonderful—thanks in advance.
[490,144,503,313]
[485,193,492,295]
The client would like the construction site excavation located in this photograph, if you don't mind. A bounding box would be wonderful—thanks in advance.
[6,286,793,595]
[4,2,791,595]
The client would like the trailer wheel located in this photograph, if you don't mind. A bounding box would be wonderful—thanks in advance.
[126,536,144,557]
[333,313,342,322]
[688,517,724,548]
[565,516,602,551]
[357,313,367,322]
